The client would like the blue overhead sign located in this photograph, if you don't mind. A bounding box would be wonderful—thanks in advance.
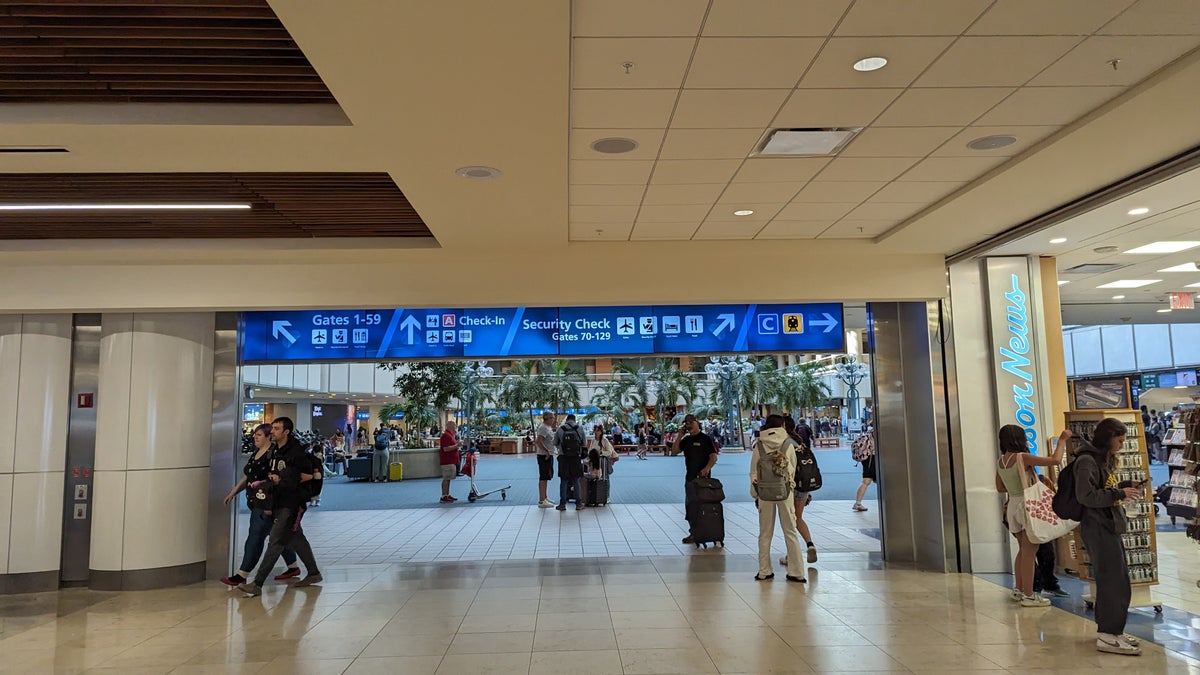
[241,303,844,363]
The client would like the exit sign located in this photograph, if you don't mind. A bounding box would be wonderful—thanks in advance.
[1169,292,1195,310]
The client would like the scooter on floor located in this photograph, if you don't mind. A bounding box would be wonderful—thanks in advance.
[460,441,510,502]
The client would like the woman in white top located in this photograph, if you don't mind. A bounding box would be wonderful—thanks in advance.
[587,425,618,477]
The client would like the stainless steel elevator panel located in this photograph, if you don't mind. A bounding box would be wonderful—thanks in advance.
[207,313,239,580]
[61,315,100,584]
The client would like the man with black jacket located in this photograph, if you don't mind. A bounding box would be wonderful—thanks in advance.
[239,417,322,596]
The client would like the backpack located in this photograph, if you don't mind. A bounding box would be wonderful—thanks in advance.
[560,427,583,457]
[755,443,792,502]
[851,434,874,463]
[1052,459,1084,521]
[795,443,823,492]
[302,451,324,500]
[374,434,389,451]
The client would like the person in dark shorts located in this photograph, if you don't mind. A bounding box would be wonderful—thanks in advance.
[534,411,557,508]
[673,413,717,544]
[853,433,876,512]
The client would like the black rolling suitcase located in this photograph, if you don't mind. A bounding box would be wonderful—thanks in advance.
[582,457,610,506]
[685,477,725,548]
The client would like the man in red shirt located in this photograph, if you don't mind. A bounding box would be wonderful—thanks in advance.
[439,421,461,503]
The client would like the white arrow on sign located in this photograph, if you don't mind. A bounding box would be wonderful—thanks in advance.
[711,313,735,338]
[272,320,296,345]
[810,313,839,333]
[399,315,423,344]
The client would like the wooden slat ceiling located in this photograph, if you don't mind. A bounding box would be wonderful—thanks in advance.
[0,173,433,239]
[0,0,335,103]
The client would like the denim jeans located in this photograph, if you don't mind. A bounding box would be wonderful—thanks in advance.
[253,506,319,586]
[238,507,295,574]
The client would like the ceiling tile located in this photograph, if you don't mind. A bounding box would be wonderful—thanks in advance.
[874,88,1014,126]
[570,204,639,223]
[755,220,833,239]
[569,223,634,240]
[819,219,897,238]
[569,184,647,205]
[659,128,764,159]
[969,0,1134,35]
[791,181,887,203]
[899,156,1008,182]
[570,128,665,160]
[1099,0,1200,35]
[630,222,701,240]
[799,37,955,89]
[717,182,800,203]
[642,183,725,205]
[703,0,852,36]
[917,37,1082,87]
[572,0,708,37]
[815,157,921,182]
[637,204,712,222]
[650,159,743,184]
[772,88,902,127]
[840,127,959,158]
[975,86,1125,125]
[734,157,831,182]
[685,38,823,88]
[845,202,923,221]
[572,89,677,128]
[707,201,786,220]
[671,89,791,128]
[776,202,858,220]
[572,38,695,88]
[571,160,656,185]
[931,125,1061,157]
[692,221,762,240]
[867,181,965,203]
[835,0,991,36]
[1030,36,1200,87]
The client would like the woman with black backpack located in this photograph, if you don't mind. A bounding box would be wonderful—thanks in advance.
[778,416,819,567]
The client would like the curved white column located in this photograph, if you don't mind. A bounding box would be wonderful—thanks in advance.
[91,313,214,590]
[0,314,72,593]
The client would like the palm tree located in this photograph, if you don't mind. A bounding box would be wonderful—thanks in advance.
[495,360,546,434]
[740,356,781,417]
[611,361,653,423]
[778,362,832,429]
[589,380,636,430]
[538,358,587,414]
[652,359,700,427]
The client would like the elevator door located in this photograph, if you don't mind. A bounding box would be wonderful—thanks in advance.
[61,315,100,584]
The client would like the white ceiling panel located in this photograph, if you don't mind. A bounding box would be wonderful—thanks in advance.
[835,0,991,37]
[974,86,1125,125]
[569,204,639,223]
[569,184,647,205]
[572,89,677,128]
[867,181,965,203]
[650,159,743,185]
[874,88,1015,127]
[692,220,762,240]
[917,36,1083,87]
[636,203,713,222]
[1099,0,1200,35]
[659,128,764,159]
[931,125,1062,157]
[702,0,852,37]
[571,160,655,185]
[572,38,695,89]
[755,220,833,239]
[815,157,921,182]
[733,157,831,182]
[819,219,897,238]
[629,222,700,240]
[569,223,634,240]
[670,89,791,128]
[569,128,665,160]
[840,126,959,158]
[791,181,887,203]
[776,202,858,220]
[772,88,902,128]
[717,182,800,203]
[685,38,824,89]
[572,0,708,37]
[968,0,1134,35]
[899,156,1008,182]
[1030,35,1200,87]
[798,37,955,89]
[641,183,725,205]
[845,202,923,221]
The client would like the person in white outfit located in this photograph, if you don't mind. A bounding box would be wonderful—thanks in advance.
[751,414,805,582]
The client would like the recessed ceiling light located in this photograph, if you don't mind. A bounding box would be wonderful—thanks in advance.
[1092,246,1119,254]
[966,134,1017,151]
[1127,207,1150,216]
[1125,241,1200,254]
[1057,280,1070,286]
[852,56,888,72]
[733,209,755,216]
[590,138,639,154]
[1158,262,1200,273]
[455,165,502,179]
[0,203,250,211]
[1112,295,1125,299]
[1097,279,1162,288]
[1049,237,1067,244]
[1158,308,1173,313]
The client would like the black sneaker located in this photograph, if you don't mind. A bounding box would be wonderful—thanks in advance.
[681,535,695,544]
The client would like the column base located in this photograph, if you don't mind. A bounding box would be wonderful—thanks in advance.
[0,570,59,594]
[89,561,206,591]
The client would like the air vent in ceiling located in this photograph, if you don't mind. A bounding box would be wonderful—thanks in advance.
[1063,263,1126,274]
[756,128,861,156]
[0,146,68,153]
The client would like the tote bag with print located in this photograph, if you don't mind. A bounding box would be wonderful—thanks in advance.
[1022,479,1079,544]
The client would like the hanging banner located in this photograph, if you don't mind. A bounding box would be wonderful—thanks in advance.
[984,257,1049,455]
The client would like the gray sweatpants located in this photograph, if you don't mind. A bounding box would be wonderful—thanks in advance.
[1079,519,1130,635]
[373,449,389,480]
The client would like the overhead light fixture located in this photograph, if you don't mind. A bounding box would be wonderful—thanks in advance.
[455,165,502,179]
[0,203,250,211]
[590,138,639,154]
[852,56,888,72]
[1057,280,1070,286]
[1049,238,1067,244]
[966,134,1017,151]
[1157,308,1173,313]
[733,209,755,216]
[1127,207,1150,216]
[1125,241,1200,254]
[1097,279,1161,288]
[1175,385,1188,389]
[757,128,860,156]
[1112,295,1125,299]
[1159,262,1200,273]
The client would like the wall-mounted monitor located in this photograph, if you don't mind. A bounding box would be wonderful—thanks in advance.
[243,403,265,422]
[1177,369,1197,386]
[1158,372,1179,388]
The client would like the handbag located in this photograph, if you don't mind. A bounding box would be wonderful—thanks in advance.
[1022,478,1078,544]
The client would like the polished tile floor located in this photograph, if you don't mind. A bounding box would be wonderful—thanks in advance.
[3,554,1199,674]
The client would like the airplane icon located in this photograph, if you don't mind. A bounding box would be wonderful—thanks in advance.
[616,316,635,336]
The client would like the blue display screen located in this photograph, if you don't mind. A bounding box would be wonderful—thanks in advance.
[241,303,845,363]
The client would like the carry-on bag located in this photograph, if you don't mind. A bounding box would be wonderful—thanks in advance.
[689,502,725,548]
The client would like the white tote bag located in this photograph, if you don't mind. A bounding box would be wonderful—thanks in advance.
[1022,479,1079,544]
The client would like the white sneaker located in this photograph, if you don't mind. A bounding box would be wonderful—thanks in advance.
[1096,633,1141,655]
[1019,594,1050,607]
[1121,633,1140,647]
[537,499,553,509]
[1010,588,1022,602]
